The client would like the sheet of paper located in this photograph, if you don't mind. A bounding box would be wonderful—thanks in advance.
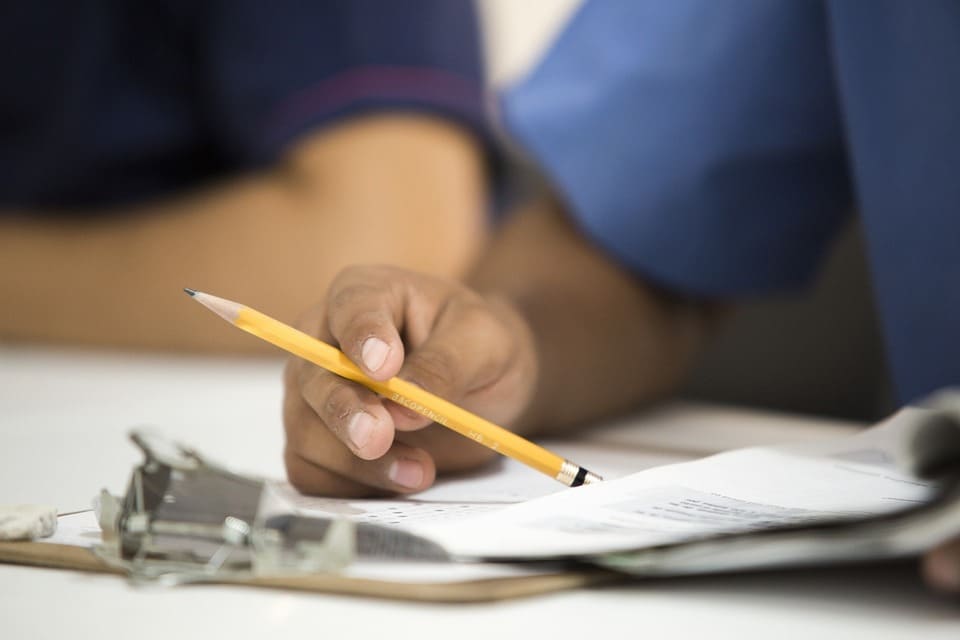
[45,423,937,569]
[274,441,676,528]
[412,443,936,560]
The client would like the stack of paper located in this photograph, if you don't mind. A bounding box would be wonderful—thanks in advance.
[287,399,960,576]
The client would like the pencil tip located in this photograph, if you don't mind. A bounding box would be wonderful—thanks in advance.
[183,288,197,297]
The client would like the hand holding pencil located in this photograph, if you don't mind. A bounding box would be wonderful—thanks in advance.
[187,265,599,497]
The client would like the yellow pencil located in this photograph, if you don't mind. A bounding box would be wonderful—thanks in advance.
[184,288,601,487]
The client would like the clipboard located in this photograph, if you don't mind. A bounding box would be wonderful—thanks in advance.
[0,431,620,603]
[0,539,617,603]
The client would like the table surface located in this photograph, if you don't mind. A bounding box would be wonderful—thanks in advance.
[1,344,958,639]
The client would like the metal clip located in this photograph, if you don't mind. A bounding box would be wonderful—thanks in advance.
[94,430,357,585]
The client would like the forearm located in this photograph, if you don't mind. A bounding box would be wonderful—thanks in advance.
[470,198,713,433]
[0,115,486,352]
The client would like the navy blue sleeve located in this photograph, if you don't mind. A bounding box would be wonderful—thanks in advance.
[502,0,853,296]
[201,0,488,165]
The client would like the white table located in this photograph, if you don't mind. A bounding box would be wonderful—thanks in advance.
[1,345,957,639]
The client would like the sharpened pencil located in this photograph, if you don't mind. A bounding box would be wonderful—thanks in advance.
[185,288,602,487]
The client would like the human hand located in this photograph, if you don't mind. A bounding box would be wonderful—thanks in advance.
[282,265,538,497]
[923,538,960,595]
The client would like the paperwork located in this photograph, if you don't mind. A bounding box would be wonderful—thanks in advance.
[34,396,960,581]
[274,441,666,528]
[280,401,960,573]
[414,409,936,559]
[419,448,932,559]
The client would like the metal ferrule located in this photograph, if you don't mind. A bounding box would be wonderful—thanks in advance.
[555,460,579,486]
[555,461,603,487]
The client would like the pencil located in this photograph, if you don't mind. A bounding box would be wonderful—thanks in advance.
[184,289,602,487]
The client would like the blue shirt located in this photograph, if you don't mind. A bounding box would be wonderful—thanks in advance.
[0,0,486,209]
[503,0,960,406]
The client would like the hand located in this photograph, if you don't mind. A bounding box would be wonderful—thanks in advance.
[923,538,960,594]
[282,265,538,497]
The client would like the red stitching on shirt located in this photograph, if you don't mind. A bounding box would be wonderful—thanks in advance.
[262,65,484,144]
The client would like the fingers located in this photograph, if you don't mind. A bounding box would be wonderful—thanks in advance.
[388,294,520,431]
[325,267,408,380]
[923,538,960,594]
[282,266,538,497]
[283,367,437,496]
[284,448,374,498]
[324,266,523,431]
[289,297,398,460]
[296,361,395,460]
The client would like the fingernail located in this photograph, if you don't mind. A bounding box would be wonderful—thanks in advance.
[361,337,390,373]
[388,459,424,490]
[347,411,377,451]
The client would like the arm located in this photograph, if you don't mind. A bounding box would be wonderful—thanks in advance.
[469,197,713,433]
[0,114,486,352]
[280,197,716,497]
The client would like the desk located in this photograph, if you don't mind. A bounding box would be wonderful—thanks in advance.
[1,345,957,639]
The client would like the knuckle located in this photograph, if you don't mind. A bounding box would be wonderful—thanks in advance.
[322,383,357,428]
[408,347,459,395]
[328,284,366,314]
[292,304,325,335]
[328,264,394,302]
[448,294,503,334]
[464,304,505,339]
[326,287,389,338]
[472,318,515,377]
[440,286,483,313]
[345,310,391,347]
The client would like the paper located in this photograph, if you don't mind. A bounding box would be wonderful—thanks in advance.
[37,442,673,584]
[276,441,674,528]
[409,437,937,560]
[39,407,953,576]
[247,413,943,562]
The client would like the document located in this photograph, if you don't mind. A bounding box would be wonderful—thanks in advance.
[277,401,960,573]
[417,445,933,559]
[274,441,674,528]
[35,396,960,581]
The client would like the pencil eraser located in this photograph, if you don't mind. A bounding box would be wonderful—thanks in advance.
[0,504,58,540]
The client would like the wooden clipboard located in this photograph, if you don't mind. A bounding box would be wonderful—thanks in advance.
[0,541,619,603]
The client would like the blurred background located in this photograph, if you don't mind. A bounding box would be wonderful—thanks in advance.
[480,0,889,422]
[0,0,889,423]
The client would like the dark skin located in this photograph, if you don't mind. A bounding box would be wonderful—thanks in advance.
[283,196,960,595]
[282,198,709,493]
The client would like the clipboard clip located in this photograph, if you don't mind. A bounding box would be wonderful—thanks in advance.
[93,431,356,585]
